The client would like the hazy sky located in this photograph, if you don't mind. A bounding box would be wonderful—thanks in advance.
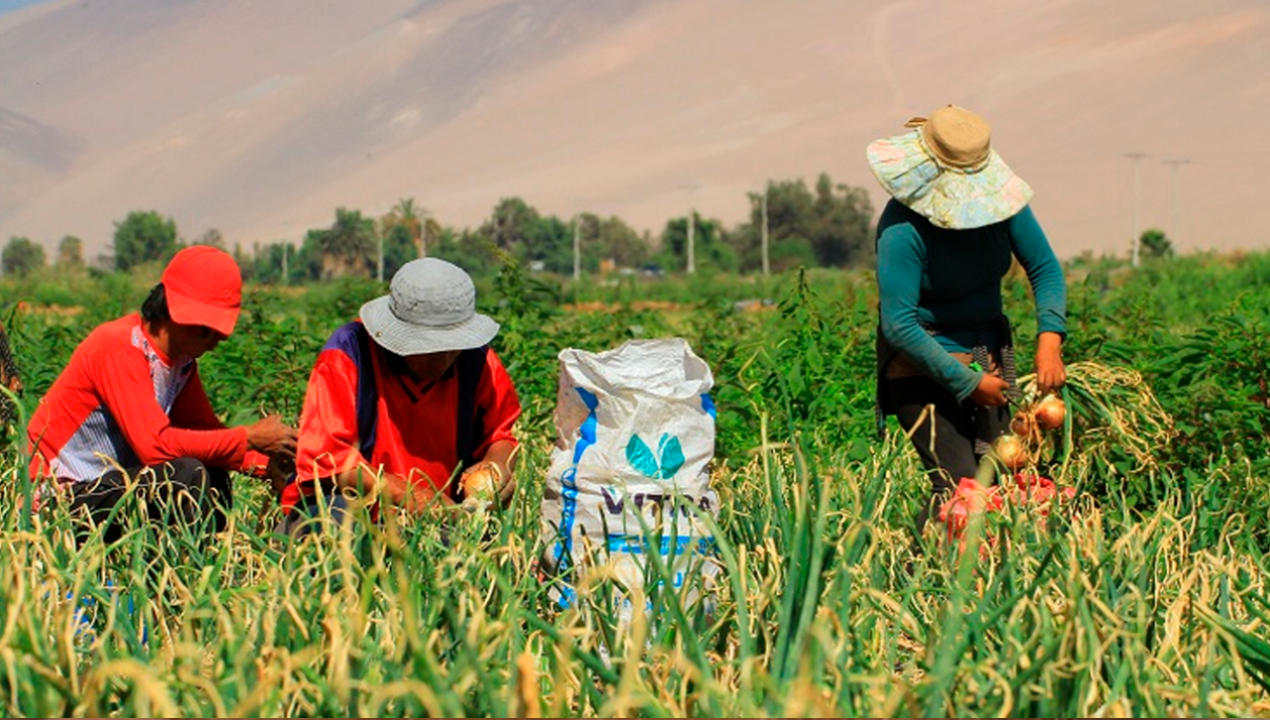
[0,0,46,14]
[3,0,1267,258]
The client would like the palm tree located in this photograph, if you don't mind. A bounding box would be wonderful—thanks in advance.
[420,215,441,259]
[385,197,440,259]
[318,208,376,279]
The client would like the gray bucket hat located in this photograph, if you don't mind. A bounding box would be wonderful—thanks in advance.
[360,258,499,356]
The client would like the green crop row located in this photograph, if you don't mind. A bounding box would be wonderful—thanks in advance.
[0,251,1268,717]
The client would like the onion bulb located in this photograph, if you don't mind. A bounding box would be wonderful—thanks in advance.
[462,463,501,501]
[1010,410,1035,438]
[992,434,1030,470]
[1033,394,1067,431]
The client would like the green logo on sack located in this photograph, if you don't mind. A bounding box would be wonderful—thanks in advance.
[626,433,685,480]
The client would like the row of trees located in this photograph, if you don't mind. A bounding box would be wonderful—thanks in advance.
[1,235,85,276]
[2,173,878,281]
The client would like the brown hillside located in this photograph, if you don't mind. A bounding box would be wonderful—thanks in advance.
[1,0,1267,260]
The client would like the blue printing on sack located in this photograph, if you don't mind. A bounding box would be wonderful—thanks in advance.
[606,534,717,556]
[553,387,715,608]
[606,534,718,592]
[552,386,598,607]
[701,392,716,419]
[68,579,147,647]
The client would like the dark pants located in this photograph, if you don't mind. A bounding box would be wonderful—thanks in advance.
[66,458,232,544]
[276,487,466,545]
[276,489,351,538]
[883,376,1010,535]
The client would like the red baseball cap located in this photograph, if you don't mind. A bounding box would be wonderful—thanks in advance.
[160,245,242,337]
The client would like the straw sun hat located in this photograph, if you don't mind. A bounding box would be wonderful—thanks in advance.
[360,258,499,356]
[866,104,1033,230]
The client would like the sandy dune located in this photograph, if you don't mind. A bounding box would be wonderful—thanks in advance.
[1,0,1267,261]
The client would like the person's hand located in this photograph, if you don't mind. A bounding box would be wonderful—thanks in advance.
[245,414,298,458]
[402,482,440,514]
[491,461,516,508]
[337,466,454,515]
[469,441,519,509]
[970,373,1010,407]
[266,453,294,498]
[1034,332,1067,394]
[497,467,515,507]
[384,472,452,513]
[459,460,515,508]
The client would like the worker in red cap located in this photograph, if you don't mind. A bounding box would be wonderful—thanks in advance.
[27,245,297,541]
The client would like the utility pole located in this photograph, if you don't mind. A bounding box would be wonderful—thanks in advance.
[376,232,384,283]
[572,213,581,282]
[1124,152,1148,267]
[1162,158,1190,246]
[281,242,289,285]
[760,187,770,277]
[687,210,696,275]
[679,182,702,274]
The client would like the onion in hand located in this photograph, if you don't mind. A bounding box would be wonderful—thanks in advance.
[1033,394,1067,431]
[461,463,501,503]
[1010,410,1036,438]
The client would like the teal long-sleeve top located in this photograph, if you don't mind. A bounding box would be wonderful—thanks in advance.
[876,199,1067,401]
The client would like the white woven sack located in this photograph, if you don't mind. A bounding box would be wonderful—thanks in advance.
[540,338,720,612]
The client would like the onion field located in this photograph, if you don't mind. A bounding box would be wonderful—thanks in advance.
[2,250,1270,717]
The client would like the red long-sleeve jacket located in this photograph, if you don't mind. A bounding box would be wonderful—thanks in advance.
[27,314,268,483]
[284,321,520,513]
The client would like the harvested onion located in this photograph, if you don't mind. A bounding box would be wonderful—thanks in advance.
[992,434,1030,470]
[1033,394,1067,431]
[462,463,501,501]
[1010,410,1036,438]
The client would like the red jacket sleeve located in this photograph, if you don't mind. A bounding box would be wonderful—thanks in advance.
[295,349,368,483]
[93,343,249,468]
[472,349,521,459]
[168,368,269,475]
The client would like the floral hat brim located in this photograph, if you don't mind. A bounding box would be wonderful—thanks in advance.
[866,128,1033,230]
